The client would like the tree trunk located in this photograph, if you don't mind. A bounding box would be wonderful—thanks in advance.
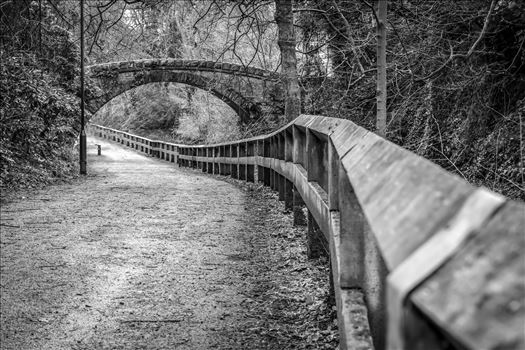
[376,0,387,137]
[275,0,301,122]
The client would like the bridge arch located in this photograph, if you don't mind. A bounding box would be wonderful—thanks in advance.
[86,59,284,123]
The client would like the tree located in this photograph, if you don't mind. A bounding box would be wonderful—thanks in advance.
[289,0,525,200]
[275,0,300,122]
[376,0,387,137]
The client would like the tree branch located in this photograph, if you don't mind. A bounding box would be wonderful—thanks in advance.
[466,0,496,58]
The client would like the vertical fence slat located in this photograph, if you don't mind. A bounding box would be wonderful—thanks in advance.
[247,141,255,183]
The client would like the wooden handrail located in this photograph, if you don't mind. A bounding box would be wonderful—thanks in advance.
[90,115,524,350]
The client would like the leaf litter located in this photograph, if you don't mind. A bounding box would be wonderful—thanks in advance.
[0,139,339,349]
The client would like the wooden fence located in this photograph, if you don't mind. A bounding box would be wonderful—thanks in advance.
[91,115,524,350]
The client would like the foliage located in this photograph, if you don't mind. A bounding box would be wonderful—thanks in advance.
[0,53,79,189]
[92,82,240,144]
[294,0,525,200]
[94,84,182,131]
[175,89,240,144]
[0,1,82,189]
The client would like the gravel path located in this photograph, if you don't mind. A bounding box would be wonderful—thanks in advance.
[0,137,337,350]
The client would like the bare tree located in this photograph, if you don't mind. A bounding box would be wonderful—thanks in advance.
[376,0,387,137]
[275,0,300,122]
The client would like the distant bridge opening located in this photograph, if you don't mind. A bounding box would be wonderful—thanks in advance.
[91,82,240,142]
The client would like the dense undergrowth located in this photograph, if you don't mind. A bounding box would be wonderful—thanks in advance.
[0,52,79,189]
[0,3,81,190]
[298,0,525,201]
[91,83,241,145]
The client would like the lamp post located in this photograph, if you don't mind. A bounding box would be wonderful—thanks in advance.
[79,0,87,174]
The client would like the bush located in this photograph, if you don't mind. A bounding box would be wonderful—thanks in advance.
[0,1,82,190]
[0,53,80,189]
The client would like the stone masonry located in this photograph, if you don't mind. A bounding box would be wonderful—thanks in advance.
[86,59,285,123]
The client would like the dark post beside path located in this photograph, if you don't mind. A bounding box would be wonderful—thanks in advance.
[79,0,87,175]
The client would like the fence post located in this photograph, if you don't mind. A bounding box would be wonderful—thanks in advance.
[328,139,339,211]
[284,129,293,211]
[270,136,276,190]
[292,126,307,226]
[263,139,271,186]
[195,147,200,169]
[224,145,231,176]
[206,148,211,173]
[218,146,224,175]
[338,165,365,288]
[307,211,324,259]
[257,140,264,183]
[305,129,325,258]
[231,144,239,179]
[247,141,255,183]
[327,138,340,306]
[239,143,246,181]
[200,148,205,172]
[277,134,285,201]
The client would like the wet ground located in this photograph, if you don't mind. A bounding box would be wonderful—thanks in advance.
[0,137,337,349]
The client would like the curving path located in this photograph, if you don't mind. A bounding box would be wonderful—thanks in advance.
[0,138,335,349]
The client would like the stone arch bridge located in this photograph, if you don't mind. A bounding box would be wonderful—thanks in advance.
[86,59,284,123]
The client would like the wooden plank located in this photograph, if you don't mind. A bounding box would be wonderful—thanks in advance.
[284,129,293,162]
[409,201,525,350]
[330,212,375,350]
[337,164,366,288]
[293,125,306,166]
[293,166,330,240]
[305,116,343,140]
[387,188,506,350]
[330,122,368,160]
[340,133,474,270]
[328,140,339,211]
[293,114,317,129]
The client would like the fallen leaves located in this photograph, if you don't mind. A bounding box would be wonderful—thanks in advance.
[218,177,339,349]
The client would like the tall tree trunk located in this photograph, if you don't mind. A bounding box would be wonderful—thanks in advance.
[275,0,301,122]
[376,0,387,137]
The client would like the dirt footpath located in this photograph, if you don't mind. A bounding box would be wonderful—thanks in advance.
[0,138,337,349]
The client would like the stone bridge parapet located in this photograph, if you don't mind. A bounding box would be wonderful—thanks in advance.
[87,59,280,80]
